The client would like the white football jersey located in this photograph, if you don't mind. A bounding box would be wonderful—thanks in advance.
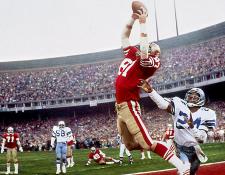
[52,126,72,143]
[171,97,216,147]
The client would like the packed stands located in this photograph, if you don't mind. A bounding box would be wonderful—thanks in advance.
[0,101,224,151]
[0,36,224,104]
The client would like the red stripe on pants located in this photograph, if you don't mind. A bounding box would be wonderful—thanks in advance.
[127,101,153,147]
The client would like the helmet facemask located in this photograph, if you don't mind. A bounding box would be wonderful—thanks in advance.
[58,121,65,129]
[149,43,160,58]
[185,88,205,107]
[7,127,14,134]
[91,147,96,153]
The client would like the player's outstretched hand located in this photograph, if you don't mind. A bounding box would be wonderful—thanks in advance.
[132,13,140,20]
[138,7,148,23]
[1,149,4,154]
[137,79,153,93]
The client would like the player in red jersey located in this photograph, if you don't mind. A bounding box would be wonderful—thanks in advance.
[85,147,119,166]
[66,134,76,167]
[1,127,23,174]
[162,124,175,145]
[115,6,189,175]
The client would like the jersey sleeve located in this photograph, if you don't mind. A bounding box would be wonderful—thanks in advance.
[15,133,19,141]
[3,133,7,140]
[202,109,217,130]
[66,127,72,137]
[140,56,160,69]
[123,46,139,61]
[88,153,93,159]
[170,97,182,115]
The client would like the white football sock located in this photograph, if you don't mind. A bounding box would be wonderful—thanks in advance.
[14,163,18,173]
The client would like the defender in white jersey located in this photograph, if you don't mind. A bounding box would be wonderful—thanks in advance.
[138,80,216,175]
[51,121,73,175]
[116,134,133,165]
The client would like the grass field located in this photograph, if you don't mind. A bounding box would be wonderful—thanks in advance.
[0,143,224,175]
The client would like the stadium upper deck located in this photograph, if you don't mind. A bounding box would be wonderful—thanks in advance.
[0,21,225,71]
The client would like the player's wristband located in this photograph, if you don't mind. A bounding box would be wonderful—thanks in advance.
[140,23,147,34]
[140,36,148,54]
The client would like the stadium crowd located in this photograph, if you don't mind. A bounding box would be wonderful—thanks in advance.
[0,36,225,104]
[0,101,224,151]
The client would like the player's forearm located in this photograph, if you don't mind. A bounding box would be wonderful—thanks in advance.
[121,18,135,48]
[148,90,170,110]
[139,20,149,58]
[50,137,56,145]
[16,140,21,147]
[99,150,106,157]
[1,142,5,150]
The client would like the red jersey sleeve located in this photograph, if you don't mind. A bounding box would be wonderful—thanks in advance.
[14,133,19,140]
[88,153,93,159]
[123,46,139,61]
[3,133,7,140]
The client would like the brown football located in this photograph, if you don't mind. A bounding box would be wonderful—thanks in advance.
[132,1,148,15]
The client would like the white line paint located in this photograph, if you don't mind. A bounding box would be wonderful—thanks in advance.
[123,161,225,175]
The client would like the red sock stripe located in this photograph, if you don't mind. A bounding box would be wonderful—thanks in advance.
[154,142,168,158]
[166,154,174,161]
[164,145,175,160]
[127,101,153,147]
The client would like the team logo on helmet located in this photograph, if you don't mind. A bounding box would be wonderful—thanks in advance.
[185,88,205,107]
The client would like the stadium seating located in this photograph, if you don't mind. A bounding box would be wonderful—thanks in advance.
[0,36,224,104]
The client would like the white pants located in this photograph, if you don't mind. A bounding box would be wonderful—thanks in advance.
[119,143,131,157]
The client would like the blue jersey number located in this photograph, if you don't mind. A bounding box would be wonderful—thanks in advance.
[176,111,201,129]
[56,130,66,137]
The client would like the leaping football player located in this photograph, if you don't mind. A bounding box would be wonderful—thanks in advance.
[115,2,189,175]
[1,127,23,175]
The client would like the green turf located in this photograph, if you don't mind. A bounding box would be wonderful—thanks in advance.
[0,143,224,175]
